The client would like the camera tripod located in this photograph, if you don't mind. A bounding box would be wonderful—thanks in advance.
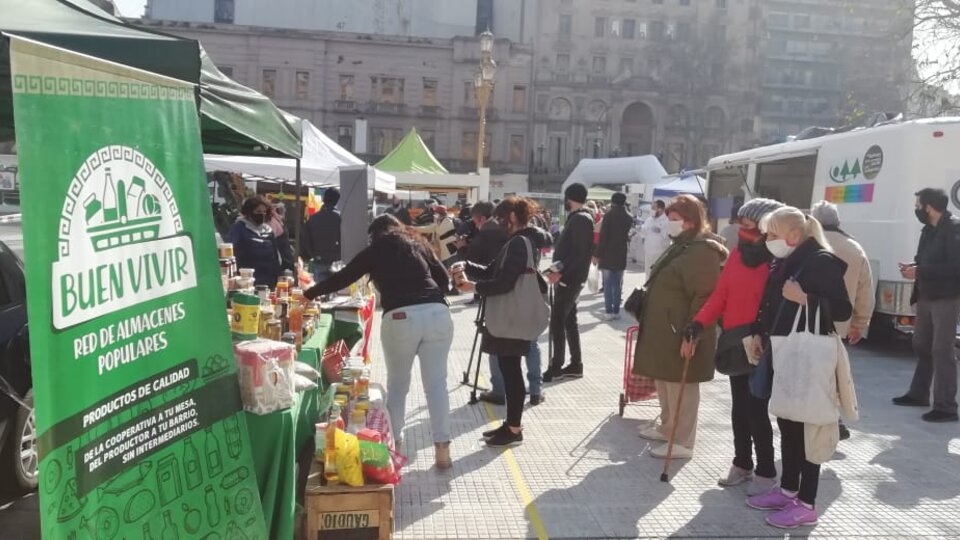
[460,298,489,405]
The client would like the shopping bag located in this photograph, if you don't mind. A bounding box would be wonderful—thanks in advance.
[768,305,840,425]
[484,237,550,341]
[715,324,754,376]
[586,263,600,294]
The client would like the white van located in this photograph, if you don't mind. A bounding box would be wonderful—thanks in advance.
[705,118,960,337]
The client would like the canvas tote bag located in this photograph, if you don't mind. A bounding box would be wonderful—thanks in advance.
[768,304,840,425]
[484,236,551,341]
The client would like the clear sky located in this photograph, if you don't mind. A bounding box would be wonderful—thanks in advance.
[114,0,146,17]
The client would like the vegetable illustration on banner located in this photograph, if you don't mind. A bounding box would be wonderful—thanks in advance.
[9,37,267,539]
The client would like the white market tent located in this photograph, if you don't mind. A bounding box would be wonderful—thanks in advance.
[652,174,706,198]
[203,120,397,193]
[561,155,669,193]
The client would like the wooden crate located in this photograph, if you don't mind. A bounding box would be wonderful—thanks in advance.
[304,464,394,540]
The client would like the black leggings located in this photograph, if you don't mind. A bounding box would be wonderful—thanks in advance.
[778,418,820,505]
[729,374,776,478]
[498,355,525,427]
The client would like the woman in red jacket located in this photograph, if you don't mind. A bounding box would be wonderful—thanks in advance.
[683,198,783,495]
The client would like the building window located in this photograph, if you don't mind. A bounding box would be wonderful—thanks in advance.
[339,74,354,101]
[710,63,724,87]
[337,125,353,150]
[705,106,725,129]
[619,57,634,76]
[556,54,571,71]
[595,17,606,38]
[559,14,572,37]
[214,0,234,23]
[295,71,309,100]
[592,56,607,75]
[372,77,405,104]
[372,127,403,155]
[622,19,636,39]
[261,69,276,97]
[423,78,438,106]
[669,104,689,128]
[648,20,665,41]
[666,142,686,171]
[676,22,691,41]
[219,66,234,78]
[716,0,727,8]
[462,132,478,160]
[421,130,436,151]
[679,0,690,5]
[510,134,525,164]
[464,81,476,105]
[512,85,527,112]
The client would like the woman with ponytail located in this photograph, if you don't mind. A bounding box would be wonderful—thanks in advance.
[745,207,851,529]
[682,198,784,495]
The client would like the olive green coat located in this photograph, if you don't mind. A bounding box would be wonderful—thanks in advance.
[633,233,727,383]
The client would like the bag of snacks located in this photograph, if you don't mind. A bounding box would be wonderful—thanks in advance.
[234,340,295,415]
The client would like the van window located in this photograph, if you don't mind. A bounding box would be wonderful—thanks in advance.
[754,155,817,210]
[707,167,748,222]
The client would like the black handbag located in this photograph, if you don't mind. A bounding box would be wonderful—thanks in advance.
[623,287,646,322]
[715,324,754,376]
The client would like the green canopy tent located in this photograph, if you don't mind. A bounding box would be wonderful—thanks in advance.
[375,127,448,174]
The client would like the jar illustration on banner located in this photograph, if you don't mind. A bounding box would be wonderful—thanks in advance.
[205,427,223,478]
[156,455,183,507]
[183,438,203,489]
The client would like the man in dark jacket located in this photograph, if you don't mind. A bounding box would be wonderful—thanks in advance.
[544,183,596,382]
[595,192,634,321]
[302,188,342,283]
[462,201,508,305]
[894,188,960,423]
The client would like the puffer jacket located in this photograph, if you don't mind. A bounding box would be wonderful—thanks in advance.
[633,232,728,383]
[226,217,281,287]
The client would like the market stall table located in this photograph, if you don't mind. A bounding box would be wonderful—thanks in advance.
[245,314,333,539]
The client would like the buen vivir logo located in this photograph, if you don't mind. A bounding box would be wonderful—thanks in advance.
[52,146,197,330]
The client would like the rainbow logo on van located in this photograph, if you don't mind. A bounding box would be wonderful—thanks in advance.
[825,183,874,203]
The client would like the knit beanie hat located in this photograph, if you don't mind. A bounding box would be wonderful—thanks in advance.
[564,183,588,204]
[738,198,784,224]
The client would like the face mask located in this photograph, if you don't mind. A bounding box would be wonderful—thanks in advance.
[667,220,685,238]
[765,239,795,259]
[251,214,266,226]
[915,207,929,225]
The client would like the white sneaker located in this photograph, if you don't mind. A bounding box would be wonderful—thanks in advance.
[650,443,694,459]
[638,426,668,442]
[718,465,753,487]
[603,313,615,321]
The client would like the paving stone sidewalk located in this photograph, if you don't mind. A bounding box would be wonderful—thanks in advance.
[376,267,960,540]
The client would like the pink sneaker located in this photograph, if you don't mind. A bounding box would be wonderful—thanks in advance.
[766,500,818,529]
[746,488,796,510]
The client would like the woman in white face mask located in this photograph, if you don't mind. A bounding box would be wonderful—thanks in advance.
[746,206,852,529]
[632,195,729,459]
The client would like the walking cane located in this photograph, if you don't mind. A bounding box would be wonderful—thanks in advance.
[661,340,694,483]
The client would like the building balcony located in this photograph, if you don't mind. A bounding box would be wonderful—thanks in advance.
[365,102,408,115]
[334,100,358,112]
[419,105,443,118]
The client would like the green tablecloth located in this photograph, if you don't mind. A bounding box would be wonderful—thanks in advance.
[246,315,333,540]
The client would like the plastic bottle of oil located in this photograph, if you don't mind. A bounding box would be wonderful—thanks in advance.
[324,404,340,485]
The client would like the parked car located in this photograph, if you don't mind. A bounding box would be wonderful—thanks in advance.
[0,239,34,491]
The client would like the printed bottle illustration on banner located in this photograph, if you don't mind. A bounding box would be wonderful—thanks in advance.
[142,522,156,540]
[205,427,223,478]
[204,485,221,527]
[223,416,242,460]
[183,438,203,489]
[161,510,179,540]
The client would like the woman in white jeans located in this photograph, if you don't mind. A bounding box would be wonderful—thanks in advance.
[305,214,455,469]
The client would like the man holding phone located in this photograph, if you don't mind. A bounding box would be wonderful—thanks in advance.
[893,188,960,423]
[543,183,596,382]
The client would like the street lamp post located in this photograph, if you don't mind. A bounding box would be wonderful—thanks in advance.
[474,30,497,173]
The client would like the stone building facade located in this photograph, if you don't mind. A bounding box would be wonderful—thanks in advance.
[141,0,914,190]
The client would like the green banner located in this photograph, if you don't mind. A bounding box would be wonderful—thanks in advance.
[10,37,267,539]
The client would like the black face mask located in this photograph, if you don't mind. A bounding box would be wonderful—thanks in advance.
[739,239,772,268]
[251,214,266,226]
[915,207,930,225]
